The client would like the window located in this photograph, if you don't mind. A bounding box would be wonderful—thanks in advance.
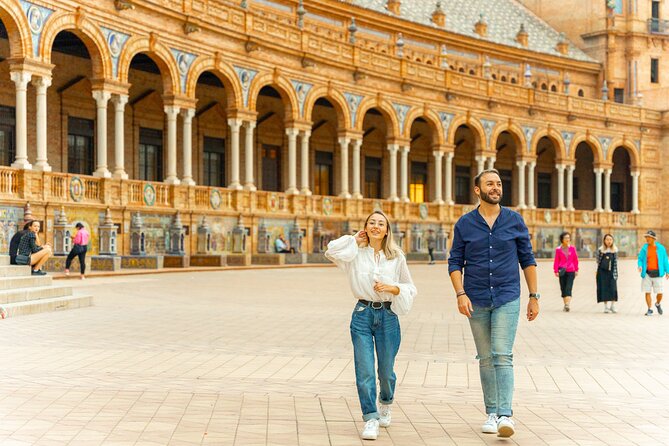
[455,165,471,204]
[652,1,660,19]
[261,145,281,191]
[67,117,94,175]
[537,172,552,208]
[578,89,584,97]
[314,151,333,196]
[409,161,427,203]
[611,182,624,212]
[572,177,579,200]
[498,169,512,207]
[138,128,163,181]
[203,136,225,187]
[0,106,15,166]
[364,156,382,199]
[614,88,625,103]
[651,58,659,83]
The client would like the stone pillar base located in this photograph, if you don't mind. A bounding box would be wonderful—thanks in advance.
[91,256,122,271]
[121,255,164,269]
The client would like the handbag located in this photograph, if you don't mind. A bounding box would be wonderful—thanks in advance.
[558,267,566,277]
[15,254,30,265]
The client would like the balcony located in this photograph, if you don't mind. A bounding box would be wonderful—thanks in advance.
[648,18,669,34]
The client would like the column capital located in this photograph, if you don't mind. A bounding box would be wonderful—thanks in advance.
[244,120,257,130]
[32,75,52,89]
[228,117,243,129]
[90,78,131,96]
[286,127,300,137]
[593,167,604,174]
[164,105,180,117]
[181,108,196,120]
[556,163,566,171]
[400,145,410,154]
[9,70,31,87]
[515,159,527,167]
[387,143,399,153]
[301,128,311,138]
[528,160,536,168]
[92,90,112,105]
[111,94,129,107]
[631,170,641,177]
[566,164,575,172]
[432,150,445,159]
[338,129,364,141]
[338,136,351,146]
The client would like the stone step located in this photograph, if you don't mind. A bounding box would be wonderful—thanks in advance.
[0,285,73,305]
[1,294,93,318]
[0,275,52,290]
[0,256,9,266]
[0,265,32,278]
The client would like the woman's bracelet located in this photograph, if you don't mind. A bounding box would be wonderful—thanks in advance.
[456,290,466,297]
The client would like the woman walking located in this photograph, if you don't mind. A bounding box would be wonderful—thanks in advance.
[597,234,619,313]
[17,220,52,275]
[554,231,579,312]
[65,222,90,279]
[326,211,417,441]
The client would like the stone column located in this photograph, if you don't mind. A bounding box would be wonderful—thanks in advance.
[486,156,496,170]
[516,160,526,209]
[556,164,566,210]
[10,71,31,169]
[33,76,51,172]
[475,155,485,174]
[286,128,299,195]
[351,138,362,199]
[92,90,112,178]
[299,129,311,195]
[387,143,399,201]
[566,164,575,211]
[338,136,350,198]
[433,150,444,204]
[244,120,257,191]
[631,171,640,214]
[527,161,536,208]
[181,108,195,185]
[400,146,409,202]
[227,118,242,190]
[445,152,454,204]
[604,168,612,212]
[112,94,128,179]
[164,105,180,185]
[594,167,603,212]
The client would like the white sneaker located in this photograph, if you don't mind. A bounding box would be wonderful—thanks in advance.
[610,304,617,313]
[379,405,391,427]
[604,306,610,313]
[497,416,515,437]
[482,413,497,434]
[361,419,379,440]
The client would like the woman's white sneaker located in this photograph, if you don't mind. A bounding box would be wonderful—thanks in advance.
[482,413,498,434]
[378,405,391,427]
[497,416,515,437]
[361,419,379,440]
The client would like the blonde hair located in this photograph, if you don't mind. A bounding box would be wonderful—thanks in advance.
[361,211,402,260]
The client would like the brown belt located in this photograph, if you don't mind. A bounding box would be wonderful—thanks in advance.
[358,299,392,309]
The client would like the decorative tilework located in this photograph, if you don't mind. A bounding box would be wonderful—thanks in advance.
[561,131,574,157]
[171,49,196,94]
[234,66,258,108]
[291,80,313,117]
[101,27,130,78]
[480,119,496,148]
[523,126,536,154]
[392,103,410,134]
[598,136,612,159]
[634,139,641,153]
[20,0,54,58]
[344,92,363,126]
[438,112,454,138]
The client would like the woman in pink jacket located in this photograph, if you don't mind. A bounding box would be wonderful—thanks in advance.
[553,232,579,312]
[65,222,90,279]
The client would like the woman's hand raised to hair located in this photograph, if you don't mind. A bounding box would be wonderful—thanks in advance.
[354,230,368,246]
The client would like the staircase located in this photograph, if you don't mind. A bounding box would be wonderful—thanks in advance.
[0,256,93,318]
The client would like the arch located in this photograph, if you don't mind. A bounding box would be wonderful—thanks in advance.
[117,35,180,96]
[0,1,31,58]
[185,55,243,110]
[247,72,299,121]
[39,11,112,80]
[529,127,567,161]
[447,114,486,151]
[569,133,603,163]
[403,108,444,145]
[355,97,400,139]
[607,138,640,168]
[490,122,526,155]
[302,86,350,129]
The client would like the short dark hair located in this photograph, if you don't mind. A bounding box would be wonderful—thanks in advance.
[474,169,501,188]
[75,222,84,229]
[559,231,571,243]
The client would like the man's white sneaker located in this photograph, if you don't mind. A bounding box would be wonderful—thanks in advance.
[379,405,391,427]
[497,416,515,438]
[482,413,498,434]
[361,419,379,440]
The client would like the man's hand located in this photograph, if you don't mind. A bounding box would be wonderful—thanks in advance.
[354,230,368,246]
[527,298,540,321]
[638,267,642,273]
[374,282,399,295]
[457,294,473,318]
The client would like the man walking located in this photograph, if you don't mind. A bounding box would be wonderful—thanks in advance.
[448,169,539,438]
[637,230,669,316]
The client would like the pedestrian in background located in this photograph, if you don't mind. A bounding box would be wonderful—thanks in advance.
[637,230,668,316]
[554,232,578,312]
[596,234,618,313]
[427,230,436,265]
[65,222,90,280]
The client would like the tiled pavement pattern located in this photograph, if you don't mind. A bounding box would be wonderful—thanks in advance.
[1,259,668,446]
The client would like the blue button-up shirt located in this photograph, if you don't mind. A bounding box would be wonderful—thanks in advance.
[448,206,536,308]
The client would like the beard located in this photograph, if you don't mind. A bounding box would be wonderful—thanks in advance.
[479,190,502,205]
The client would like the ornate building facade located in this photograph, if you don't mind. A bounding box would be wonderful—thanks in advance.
[0,0,660,262]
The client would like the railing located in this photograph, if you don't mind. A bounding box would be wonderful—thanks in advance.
[128,180,171,207]
[0,167,18,195]
[648,18,669,34]
[49,173,102,202]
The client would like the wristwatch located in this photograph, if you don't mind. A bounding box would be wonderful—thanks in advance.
[529,293,540,300]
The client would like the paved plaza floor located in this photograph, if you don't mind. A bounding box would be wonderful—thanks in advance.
[1,258,668,445]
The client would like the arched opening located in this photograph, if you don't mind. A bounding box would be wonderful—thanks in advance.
[453,124,480,205]
[468,69,476,76]
[492,131,522,207]
[361,108,390,199]
[578,89,584,97]
[573,142,596,210]
[501,75,507,82]
[611,147,632,212]
[535,136,558,208]
[550,84,558,92]
[408,117,437,203]
[511,78,517,84]
[309,97,340,196]
[0,19,15,166]
[194,71,228,187]
[256,86,286,192]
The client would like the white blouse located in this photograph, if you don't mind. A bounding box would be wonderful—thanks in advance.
[325,235,418,315]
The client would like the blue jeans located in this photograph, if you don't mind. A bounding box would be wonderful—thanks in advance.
[468,298,520,417]
[350,302,401,421]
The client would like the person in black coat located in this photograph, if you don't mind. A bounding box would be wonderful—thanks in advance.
[596,234,619,313]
